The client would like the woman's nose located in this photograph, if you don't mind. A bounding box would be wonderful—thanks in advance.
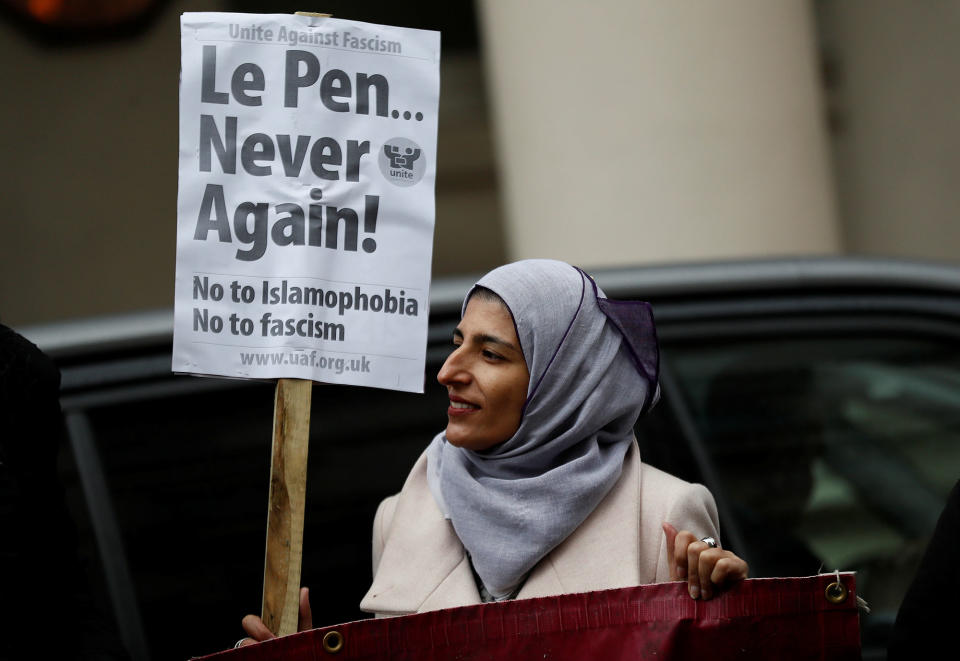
[437,348,469,386]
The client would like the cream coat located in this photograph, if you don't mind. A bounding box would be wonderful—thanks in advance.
[360,441,719,617]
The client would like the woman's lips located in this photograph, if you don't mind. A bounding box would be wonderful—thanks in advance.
[448,395,479,416]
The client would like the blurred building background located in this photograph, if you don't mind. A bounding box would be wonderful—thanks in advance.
[1,0,958,326]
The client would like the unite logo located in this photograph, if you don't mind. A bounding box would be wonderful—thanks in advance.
[378,137,426,187]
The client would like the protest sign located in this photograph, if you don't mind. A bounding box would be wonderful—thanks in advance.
[199,575,862,660]
[174,13,440,393]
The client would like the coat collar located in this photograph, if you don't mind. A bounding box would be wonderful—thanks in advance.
[360,441,642,615]
[360,454,480,615]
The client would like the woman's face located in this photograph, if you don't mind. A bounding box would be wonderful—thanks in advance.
[437,295,530,451]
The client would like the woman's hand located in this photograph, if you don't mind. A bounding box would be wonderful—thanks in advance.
[663,523,748,600]
[235,587,313,648]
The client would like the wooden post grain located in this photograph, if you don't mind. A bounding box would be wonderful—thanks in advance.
[260,10,326,638]
[261,378,312,636]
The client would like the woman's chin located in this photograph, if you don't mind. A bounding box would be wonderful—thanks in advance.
[444,418,473,444]
[444,428,510,452]
[444,428,469,448]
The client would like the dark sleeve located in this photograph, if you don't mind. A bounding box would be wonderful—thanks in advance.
[0,324,130,660]
[887,479,960,659]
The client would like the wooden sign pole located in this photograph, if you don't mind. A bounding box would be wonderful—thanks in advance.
[261,378,312,636]
[260,11,328,638]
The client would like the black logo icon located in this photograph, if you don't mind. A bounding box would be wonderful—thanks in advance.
[383,144,422,171]
[378,138,426,187]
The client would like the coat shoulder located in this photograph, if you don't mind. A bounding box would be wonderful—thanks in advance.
[371,493,401,575]
[639,462,718,529]
[636,462,720,583]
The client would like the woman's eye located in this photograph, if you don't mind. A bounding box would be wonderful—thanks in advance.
[482,349,503,361]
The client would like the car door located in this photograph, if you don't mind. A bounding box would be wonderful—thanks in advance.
[634,275,960,660]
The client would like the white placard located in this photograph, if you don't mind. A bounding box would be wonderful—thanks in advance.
[174,13,440,393]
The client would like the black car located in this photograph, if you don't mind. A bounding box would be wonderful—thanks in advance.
[18,256,960,661]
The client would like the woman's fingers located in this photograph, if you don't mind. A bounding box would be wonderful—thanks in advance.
[299,587,313,632]
[662,522,697,581]
[698,550,750,599]
[685,537,712,599]
[662,522,679,580]
[697,547,723,600]
[236,585,312,649]
[664,524,750,600]
[673,529,699,582]
[710,554,750,586]
[241,614,277,643]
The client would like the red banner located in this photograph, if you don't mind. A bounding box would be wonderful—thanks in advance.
[206,574,860,660]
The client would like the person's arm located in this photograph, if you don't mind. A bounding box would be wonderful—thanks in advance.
[887,479,960,660]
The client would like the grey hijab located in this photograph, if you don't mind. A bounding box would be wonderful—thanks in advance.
[426,259,659,599]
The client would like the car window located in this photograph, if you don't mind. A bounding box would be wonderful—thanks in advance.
[666,336,960,622]
[59,375,449,660]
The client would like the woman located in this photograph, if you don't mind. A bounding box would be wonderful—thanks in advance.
[239,260,746,643]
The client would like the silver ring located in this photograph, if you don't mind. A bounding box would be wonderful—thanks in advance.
[234,638,249,649]
[700,536,718,549]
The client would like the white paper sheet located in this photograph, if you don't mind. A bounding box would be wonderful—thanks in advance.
[174,13,440,392]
